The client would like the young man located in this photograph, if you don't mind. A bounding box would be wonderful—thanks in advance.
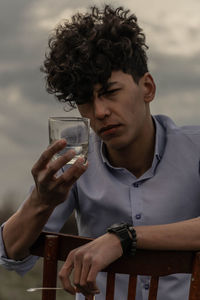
[1,4,200,300]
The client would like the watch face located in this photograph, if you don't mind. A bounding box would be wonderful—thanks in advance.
[111,223,126,229]
[108,223,129,233]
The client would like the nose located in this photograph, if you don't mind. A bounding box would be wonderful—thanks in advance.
[93,96,111,120]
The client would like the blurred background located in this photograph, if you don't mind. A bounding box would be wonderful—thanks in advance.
[0,0,200,299]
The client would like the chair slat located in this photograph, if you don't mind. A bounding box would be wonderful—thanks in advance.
[42,235,59,300]
[189,252,200,300]
[127,275,137,300]
[84,295,95,300]
[106,272,115,300]
[148,276,159,300]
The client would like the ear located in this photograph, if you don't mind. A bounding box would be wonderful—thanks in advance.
[140,73,156,103]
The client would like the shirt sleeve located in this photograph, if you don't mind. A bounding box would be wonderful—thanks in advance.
[0,183,77,276]
[0,224,39,276]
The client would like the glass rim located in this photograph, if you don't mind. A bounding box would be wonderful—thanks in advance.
[48,116,89,122]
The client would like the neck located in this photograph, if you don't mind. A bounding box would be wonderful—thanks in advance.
[106,117,156,178]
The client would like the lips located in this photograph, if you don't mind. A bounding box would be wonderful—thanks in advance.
[98,124,121,136]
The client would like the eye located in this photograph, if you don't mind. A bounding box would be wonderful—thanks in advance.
[100,88,121,97]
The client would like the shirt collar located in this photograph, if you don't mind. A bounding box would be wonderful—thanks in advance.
[100,115,166,175]
[150,115,166,174]
[152,115,166,163]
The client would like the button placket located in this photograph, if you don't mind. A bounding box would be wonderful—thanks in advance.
[130,182,143,225]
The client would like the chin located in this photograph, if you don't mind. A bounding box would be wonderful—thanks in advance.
[104,139,127,151]
[106,134,136,151]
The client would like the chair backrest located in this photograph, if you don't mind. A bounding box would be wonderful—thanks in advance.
[30,231,200,300]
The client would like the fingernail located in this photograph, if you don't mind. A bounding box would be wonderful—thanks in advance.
[69,149,76,157]
[59,139,67,146]
[76,157,85,165]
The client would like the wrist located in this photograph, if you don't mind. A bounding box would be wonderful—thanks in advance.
[107,223,137,256]
[28,188,55,215]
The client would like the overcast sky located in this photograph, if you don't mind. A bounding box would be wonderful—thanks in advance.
[1,0,200,207]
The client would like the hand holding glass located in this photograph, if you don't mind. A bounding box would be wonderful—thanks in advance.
[48,117,90,164]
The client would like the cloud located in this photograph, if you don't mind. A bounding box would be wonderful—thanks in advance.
[149,50,200,125]
[151,88,200,125]
[1,0,200,203]
[28,0,97,31]
[121,0,200,57]
[150,51,200,94]
[144,13,200,57]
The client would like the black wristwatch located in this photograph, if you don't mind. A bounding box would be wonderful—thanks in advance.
[107,222,137,256]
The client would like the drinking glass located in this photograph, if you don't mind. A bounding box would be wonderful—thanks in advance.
[48,117,90,164]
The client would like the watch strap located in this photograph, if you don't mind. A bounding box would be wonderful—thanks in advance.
[107,223,137,256]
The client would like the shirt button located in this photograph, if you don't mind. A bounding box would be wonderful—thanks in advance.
[144,283,150,290]
[133,183,139,187]
[135,214,141,220]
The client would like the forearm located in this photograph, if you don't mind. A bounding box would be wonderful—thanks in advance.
[136,217,200,251]
[58,218,200,296]
[3,141,87,261]
[2,189,54,260]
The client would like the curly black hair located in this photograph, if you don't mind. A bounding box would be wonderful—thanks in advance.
[41,4,149,107]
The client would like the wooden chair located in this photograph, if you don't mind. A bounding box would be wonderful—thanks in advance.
[30,231,200,300]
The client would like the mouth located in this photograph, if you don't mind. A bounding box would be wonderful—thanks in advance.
[98,124,121,137]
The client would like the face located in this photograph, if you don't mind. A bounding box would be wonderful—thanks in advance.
[77,70,155,152]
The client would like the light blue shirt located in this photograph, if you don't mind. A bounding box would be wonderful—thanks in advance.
[1,114,200,300]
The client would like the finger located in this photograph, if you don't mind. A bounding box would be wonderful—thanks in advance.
[73,252,82,288]
[86,266,100,293]
[79,257,92,290]
[74,253,100,296]
[37,157,87,194]
[73,255,92,295]
[32,140,67,175]
[41,150,76,184]
[56,157,88,187]
[59,256,76,295]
